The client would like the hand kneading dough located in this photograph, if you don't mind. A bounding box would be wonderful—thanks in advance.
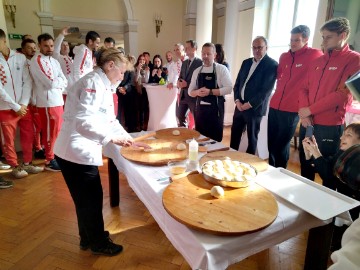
[176,143,186,150]
[210,186,224,198]
[172,129,180,136]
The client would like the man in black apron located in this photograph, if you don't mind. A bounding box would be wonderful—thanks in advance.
[188,43,232,142]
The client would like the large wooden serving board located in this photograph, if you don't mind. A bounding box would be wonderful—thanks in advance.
[155,128,200,141]
[163,173,278,235]
[199,151,269,172]
[121,139,187,166]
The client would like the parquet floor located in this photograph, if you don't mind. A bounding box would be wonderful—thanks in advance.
[0,127,329,270]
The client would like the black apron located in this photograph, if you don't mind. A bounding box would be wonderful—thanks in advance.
[195,63,225,142]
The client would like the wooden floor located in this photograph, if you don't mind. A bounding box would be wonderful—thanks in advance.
[0,127,328,270]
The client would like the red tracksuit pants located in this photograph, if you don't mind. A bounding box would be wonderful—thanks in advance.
[37,106,63,161]
[29,105,42,151]
[0,110,34,167]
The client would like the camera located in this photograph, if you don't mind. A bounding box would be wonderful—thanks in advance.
[68,27,80,33]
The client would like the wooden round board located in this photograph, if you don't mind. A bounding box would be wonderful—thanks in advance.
[199,151,268,172]
[162,173,278,235]
[121,139,187,166]
[155,128,200,141]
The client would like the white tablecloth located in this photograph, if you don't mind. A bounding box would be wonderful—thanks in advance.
[144,84,178,131]
[103,143,327,270]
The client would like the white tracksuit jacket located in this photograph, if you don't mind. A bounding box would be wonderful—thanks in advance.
[54,68,131,166]
[29,52,67,107]
[53,34,74,93]
[73,44,94,82]
[0,50,32,111]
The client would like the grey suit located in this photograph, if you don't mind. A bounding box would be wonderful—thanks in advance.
[176,57,203,127]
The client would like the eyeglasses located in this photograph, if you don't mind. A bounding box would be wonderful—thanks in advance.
[252,46,265,51]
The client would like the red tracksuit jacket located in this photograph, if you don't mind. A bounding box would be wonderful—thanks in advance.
[299,44,360,126]
[270,45,322,112]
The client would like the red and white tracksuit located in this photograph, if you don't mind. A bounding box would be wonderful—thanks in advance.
[73,44,94,82]
[26,58,42,152]
[0,50,33,167]
[54,34,74,104]
[29,52,67,161]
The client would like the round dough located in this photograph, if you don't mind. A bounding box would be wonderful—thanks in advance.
[176,143,186,150]
[210,186,224,198]
[172,130,180,136]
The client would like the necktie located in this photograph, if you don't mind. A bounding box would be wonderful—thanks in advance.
[186,60,191,75]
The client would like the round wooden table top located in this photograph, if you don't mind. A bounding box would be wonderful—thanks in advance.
[199,150,269,172]
[121,139,188,166]
[155,128,200,141]
[162,173,278,235]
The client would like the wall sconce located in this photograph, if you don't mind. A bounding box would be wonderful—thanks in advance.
[154,13,162,38]
[4,0,16,28]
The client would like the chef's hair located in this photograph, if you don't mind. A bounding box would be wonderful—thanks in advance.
[97,48,132,70]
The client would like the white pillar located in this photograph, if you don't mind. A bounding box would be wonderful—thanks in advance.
[124,20,139,56]
[0,0,8,41]
[223,0,238,74]
[196,0,213,47]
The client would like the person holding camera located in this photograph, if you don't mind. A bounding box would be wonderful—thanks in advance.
[148,54,167,83]
[134,54,150,130]
[298,18,360,183]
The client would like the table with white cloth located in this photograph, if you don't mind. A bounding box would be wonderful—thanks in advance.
[103,142,336,270]
[144,83,178,131]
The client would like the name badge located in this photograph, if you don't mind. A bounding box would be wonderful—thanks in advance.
[205,76,212,80]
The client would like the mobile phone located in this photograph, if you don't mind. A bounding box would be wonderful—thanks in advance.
[305,125,314,138]
[68,27,80,33]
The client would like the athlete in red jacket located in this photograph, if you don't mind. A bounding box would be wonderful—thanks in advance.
[298,17,360,185]
[268,25,322,168]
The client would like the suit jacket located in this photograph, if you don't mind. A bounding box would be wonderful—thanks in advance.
[233,54,278,116]
[179,57,203,101]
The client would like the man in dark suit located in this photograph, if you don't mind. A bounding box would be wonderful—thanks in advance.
[176,40,203,127]
[230,36,278,154]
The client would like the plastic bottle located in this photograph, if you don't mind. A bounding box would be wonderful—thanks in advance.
[188,138,198,161]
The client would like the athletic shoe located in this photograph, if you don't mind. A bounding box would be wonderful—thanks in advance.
[0,161,11,170]
[11,166,28,179]
[45,159,61,172]
[34,149,46,159]
[0,178,13,189]
[91,239,123,256]
[22,163,44,174]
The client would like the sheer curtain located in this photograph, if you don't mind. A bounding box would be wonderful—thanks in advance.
[267,0,320,62]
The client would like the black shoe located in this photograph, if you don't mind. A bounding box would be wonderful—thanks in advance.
[91,239,123,256]
[34,149,46,159]
[45,159,61,172]
[80,231,110,250]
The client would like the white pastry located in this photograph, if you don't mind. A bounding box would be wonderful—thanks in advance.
[176,143,186,150]
[172,130,180,136]
[210,186,225,198]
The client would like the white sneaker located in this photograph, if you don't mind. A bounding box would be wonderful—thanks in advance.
[11,166,28,179]
[22,163,44,174]
[0,161,11,170]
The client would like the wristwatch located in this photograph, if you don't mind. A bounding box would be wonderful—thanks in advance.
[209,89,213,95]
